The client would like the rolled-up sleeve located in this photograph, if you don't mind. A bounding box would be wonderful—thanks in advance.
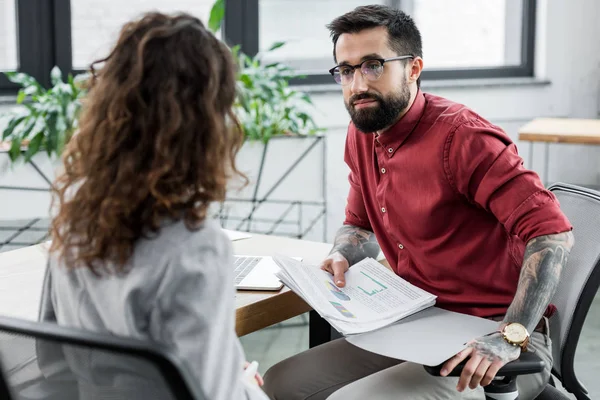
[343,130,372,231]
[445,118,572,243]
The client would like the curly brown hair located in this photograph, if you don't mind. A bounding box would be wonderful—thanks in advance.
[49,12,245,274]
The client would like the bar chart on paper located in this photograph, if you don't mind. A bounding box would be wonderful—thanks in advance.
[358,271,388,296]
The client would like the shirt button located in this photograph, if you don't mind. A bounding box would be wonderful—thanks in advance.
[381,168,386,174]
[388,148,393,153]
[381,207,386,213]
[398,243,404,250]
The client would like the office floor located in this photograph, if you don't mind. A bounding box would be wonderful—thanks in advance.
[240,296,600,399]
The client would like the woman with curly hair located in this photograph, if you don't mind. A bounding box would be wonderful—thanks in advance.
[42,11,269,400]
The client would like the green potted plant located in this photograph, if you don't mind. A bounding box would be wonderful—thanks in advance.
[1,2,323,162]
[208,0,323,143]
[208,0,326,239]
[0,67,87,164]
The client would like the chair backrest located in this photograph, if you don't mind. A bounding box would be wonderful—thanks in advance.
[0,315,206,400]
[547,183,600,396]
[0,359,14,400]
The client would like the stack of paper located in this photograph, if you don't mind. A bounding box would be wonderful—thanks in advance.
[272,255,437,335]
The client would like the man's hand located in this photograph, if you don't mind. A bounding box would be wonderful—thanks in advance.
[324,225,380,287]
[441,333,520,392]
[320,251,350,287]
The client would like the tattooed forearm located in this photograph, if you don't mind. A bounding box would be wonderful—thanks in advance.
[330,225,380,266]
[504,231,574,333]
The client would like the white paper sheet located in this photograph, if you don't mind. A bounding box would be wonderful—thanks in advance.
[222,229,253,241]
[273,255,436,335]
[346,307,499,366]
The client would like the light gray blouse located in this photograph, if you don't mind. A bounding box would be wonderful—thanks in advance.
[42,218,269,400]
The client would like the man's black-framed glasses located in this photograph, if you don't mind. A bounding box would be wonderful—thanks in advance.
[328,55,415,85]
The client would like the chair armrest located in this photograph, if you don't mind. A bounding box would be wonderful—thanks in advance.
[424,351,545,377]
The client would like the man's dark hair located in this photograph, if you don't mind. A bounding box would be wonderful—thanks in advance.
[327,5,422,87]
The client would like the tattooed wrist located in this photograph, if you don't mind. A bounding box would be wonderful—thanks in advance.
[330,225,380,266]
[470,333,520,363]
[504,231,574,332]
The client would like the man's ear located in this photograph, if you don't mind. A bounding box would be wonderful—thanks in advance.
[408,57,424,85]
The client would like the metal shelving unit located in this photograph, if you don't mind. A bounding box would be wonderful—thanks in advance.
[218,135,327,241]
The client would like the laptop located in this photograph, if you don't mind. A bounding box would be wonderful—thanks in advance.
[234,255,297,291]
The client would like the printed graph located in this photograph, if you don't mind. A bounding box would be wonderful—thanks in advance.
[358,271,387,296]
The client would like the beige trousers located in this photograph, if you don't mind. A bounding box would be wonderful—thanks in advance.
[263,331,552,400]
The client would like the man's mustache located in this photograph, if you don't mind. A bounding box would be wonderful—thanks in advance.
[349,93,382,106]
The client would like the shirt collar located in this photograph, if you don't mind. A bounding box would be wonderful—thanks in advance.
[374,89,426,157]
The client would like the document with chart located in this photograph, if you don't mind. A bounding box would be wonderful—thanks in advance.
[272,255,437,335]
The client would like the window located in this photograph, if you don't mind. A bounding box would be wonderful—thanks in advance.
[412,0,525,69]
[0,0,70,94]
[254,0,536,84]
[0,0,536,95]
[259,0,389,74]
[70,0,216,70]
[0,0,18,71]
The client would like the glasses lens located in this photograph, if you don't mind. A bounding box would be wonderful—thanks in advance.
[361,60,383,81]
[332,69,342,84]
[337,66,354,85]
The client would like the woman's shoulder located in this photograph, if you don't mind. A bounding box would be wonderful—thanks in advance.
[146,217,229,249]
[138,218,232,273]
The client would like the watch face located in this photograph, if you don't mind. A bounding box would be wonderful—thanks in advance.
[504,324,527,342]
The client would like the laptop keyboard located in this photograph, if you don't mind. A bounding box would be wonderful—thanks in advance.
[234,256,261,284]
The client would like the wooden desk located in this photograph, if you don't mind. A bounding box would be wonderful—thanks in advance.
[518,117,600,184]
[0,232,332,339]
[231,233,331,336]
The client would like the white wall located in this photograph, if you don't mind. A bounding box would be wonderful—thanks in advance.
[1,0,599,244]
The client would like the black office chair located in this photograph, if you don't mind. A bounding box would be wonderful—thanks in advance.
[0,359,13,400]
[426,183,600,400]
[0,315,207,399]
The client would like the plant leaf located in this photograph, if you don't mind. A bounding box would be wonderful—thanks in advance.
[268,41,286,51]
[16,90,26,104]
[301,93,313,105]
[18,117,37,140]
[45,112,58,157]
[208,0,225,33]
[8,137,22,162]
[2,115,26,141]
[5,72,40,88]
[24,131,44,162]
[23,85,40,96]
[50,66,63,86]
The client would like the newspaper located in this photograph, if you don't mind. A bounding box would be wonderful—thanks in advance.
[272,255,437,335]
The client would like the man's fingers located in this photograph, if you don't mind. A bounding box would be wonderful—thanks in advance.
[469,358,492,390]
[320,255,348,287]
[441,347,473,376]
[331,262,347,287]
[457,355,483,392]
[480,361,504,387]
[320,259,333,274]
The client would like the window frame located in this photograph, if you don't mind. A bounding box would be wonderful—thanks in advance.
[68,0,255,78]
[247,0,538,85]
[0,0,537,94]
[0,0,71,95]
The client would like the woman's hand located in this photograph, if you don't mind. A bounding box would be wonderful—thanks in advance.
[243,361,264,386]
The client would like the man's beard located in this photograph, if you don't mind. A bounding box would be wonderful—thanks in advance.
[345,84,411,133]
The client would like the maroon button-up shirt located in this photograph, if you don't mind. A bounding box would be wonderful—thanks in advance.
[344,90,572,318]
